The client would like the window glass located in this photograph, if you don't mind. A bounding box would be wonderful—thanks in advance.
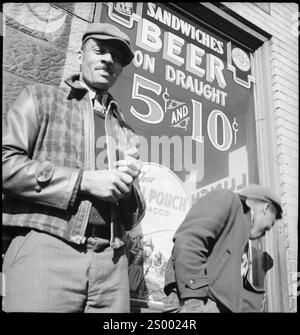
[98,2,259,311]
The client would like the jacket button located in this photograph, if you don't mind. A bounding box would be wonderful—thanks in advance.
[35,161,54,183]
[35,185,41,193]
[189,279,194,285]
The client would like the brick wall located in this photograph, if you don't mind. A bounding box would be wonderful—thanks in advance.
[222,2,298,312]
[2,3,96,114]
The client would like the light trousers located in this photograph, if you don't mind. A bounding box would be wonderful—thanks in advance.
[2,229,130,313]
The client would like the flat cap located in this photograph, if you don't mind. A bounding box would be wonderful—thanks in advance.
[82,22,134,66]
[239,184,282,219]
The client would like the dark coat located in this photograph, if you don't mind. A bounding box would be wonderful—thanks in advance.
[164,189,266,312]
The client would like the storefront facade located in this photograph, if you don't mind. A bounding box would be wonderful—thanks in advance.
[2,2,298,312]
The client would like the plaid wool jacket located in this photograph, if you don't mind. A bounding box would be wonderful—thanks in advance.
[2,74,145,245]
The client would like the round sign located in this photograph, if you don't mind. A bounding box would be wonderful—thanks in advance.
[232,47,251,72]
[133,162,191,259]
[127,163,191,303]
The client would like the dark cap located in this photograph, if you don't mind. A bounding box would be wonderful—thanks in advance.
[239,184,282,219]
[82,23,134,67]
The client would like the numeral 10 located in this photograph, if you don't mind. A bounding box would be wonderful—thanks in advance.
[130,74,238,152]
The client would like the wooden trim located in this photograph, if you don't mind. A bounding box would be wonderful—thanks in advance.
[253,42,289,312]
[167,2,269,52]
[201,3,271,41]
[212,3,272,39]
[93,2,103,23]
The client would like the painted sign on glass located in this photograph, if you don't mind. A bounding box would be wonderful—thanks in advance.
[98,2,257,309]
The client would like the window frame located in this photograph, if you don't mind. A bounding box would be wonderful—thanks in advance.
[163,2,289,312]
[93,1,289,312]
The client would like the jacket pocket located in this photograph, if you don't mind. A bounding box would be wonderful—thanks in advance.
[184,264,211,289]
[185,279,210,290]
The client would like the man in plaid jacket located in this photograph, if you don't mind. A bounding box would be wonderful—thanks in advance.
[2,23,145,312]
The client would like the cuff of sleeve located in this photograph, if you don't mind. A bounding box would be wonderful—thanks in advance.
[69,168,84,208]
[179,286,209,300]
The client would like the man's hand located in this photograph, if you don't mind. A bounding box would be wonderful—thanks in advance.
[80,169,133,203]
[113,147,142,179]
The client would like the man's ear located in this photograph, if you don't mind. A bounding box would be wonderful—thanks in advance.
[76,50,83,66]
[117,66,123,76]
[245,199,252,210]
[262,203,269,215]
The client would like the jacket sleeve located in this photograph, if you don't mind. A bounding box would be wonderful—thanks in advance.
[2,86,81,211]
[173,190,234,299]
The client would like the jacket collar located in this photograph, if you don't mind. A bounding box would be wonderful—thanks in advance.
[64,74,121,117]
[65,73,87,92]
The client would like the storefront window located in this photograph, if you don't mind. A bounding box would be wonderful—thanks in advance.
[97,2,266,311]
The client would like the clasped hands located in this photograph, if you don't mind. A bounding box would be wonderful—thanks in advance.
[80,147,142,203]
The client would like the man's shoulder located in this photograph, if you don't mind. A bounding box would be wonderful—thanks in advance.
[27,83,70,98]
[206,188,236,199]
[202,188,241,208]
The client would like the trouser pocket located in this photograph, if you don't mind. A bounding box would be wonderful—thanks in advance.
[3,229,33,272]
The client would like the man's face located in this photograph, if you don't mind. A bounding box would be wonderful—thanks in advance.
[77,38,123,90]
[249,203,277,240]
